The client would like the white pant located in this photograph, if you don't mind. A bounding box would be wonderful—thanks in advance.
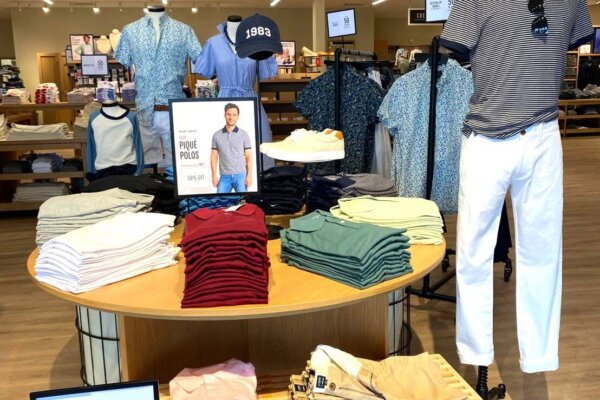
[456,119,563,373]
[139,111,172,167]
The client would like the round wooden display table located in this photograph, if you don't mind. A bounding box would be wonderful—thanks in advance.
[28,221,445,395]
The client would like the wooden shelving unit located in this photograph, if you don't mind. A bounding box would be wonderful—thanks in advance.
[260,78,313,138]
[558,98,600,135]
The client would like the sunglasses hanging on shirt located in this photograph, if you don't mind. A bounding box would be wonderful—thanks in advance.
[529,0,549,36]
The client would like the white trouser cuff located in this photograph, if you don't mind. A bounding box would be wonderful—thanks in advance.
[458,351,494,367]
[520,357,559,373]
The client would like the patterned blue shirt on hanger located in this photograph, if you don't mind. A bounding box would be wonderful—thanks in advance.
[378,59,473,214]
[115,13,202,127]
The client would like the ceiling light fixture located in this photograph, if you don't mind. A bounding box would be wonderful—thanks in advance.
[118,1,122,11]
[372,0,386,4]
[42,6,50,12]
[191,3,198,13]
[270,0,280,6]
[92,3,100,13]
[43,0,53,5]
[161,0,168,4]
[18,3,23,11]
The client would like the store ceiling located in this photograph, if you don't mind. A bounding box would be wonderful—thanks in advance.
[0,0,598,19]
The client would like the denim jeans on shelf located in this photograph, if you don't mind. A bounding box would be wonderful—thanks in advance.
[217,173,247,193]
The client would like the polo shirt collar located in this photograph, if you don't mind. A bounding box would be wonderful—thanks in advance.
[222,126,239,133]
[190,204,258,221]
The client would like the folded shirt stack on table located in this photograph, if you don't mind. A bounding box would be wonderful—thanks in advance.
[82,175,179,216]
[32,153,64,173]
[121,82,137,103]
[170,359,257,400]
[308,173,397,213]
[34,212,179,294]
[260,128,345,163]
[288,345,467,400]
[330,196,444,245]
[73,102,102,138]
[2,88,29,104]
[60,158,83,172]
[180,204,270,308]
[245,165,307,215]
[13,182,70,203]
[164,166,241,215]
[6,122,71,141]
[67,88,95,103]
[34,83,60,104]
[96,87,115,102]
[2,159,32,173]
[281,210,412,289]
[36,188,154,246]
[0,115,8,141]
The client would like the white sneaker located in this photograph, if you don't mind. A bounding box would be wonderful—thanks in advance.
[260,128,345,163]
[302,46,318,57]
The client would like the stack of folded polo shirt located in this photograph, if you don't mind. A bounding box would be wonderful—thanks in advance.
[245,165,307,215]
[82,174,179,216]
[280,210,412,289]
[330,196,444,245]
[35,213,178,293]
[180,204,270,308]
[36,188,154,246]
[308,173,397,212]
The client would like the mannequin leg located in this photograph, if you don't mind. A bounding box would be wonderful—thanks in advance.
[510,120,562,373]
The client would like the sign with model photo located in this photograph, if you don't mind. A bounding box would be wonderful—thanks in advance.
[327,9,357,38]
[276,41,296,67]
[169,98,261,197]
[424,0,454,23]
[70,34,95,61]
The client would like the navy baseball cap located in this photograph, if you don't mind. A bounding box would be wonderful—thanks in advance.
[235,14,283,60]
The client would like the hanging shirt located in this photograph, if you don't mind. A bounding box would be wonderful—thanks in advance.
[378,59,473,214]
[295,64,384,174]
[87,107,144,175]
[115,14,202,127]
[440,0,593,138]
[193,22,277,163]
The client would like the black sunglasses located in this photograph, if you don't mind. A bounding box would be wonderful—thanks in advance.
[529,0,549,36]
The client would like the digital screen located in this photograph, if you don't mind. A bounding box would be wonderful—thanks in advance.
[326,9,357,38]
[30,381,158,400]
[425,0,454,22]
[81,54,109,77]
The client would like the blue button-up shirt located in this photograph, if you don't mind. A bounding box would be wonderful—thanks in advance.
[115,14,202,127]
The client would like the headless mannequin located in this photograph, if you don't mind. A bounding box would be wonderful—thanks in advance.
[102,100,127,118]
[96,35,112,55]
[109,29,121,51]
[226,15,242,53]
[146,5,165,44]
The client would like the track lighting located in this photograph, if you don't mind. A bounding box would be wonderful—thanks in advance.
[191,3,198,13]
[161,0,168,4]
[270,0,280,6]
[92,3,100,13]
[372,0,386,5]
[42,6,50,13]
[43,0,53,5]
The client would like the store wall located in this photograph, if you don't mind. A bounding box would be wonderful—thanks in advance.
[0,18,16,59]
[374,17,442,48]
[11,6,376,91]
[590,6,600,25]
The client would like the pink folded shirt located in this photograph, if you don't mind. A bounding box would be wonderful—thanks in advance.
[169,358,257,400]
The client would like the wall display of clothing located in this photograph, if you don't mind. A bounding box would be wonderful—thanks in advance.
[115,12,202,165]
[281,210,412,289]
[180,204,269,308]
[6,123,71,141]
[86,105,144,180]
[295,64,384,174]
[378,59,473,214]
[13,182,69,203]
[193,22,278,169]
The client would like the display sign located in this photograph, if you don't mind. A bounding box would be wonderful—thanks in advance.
[408,8,443,25]
[81,54,109,77]
[276,41,296,67]
[425,0,454,23]
[69,34,95,62]
[169,98,261,197]
[327,8,357,38]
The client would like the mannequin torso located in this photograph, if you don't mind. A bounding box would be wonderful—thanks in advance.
[146,11,164,44]
[96,35,112,54]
